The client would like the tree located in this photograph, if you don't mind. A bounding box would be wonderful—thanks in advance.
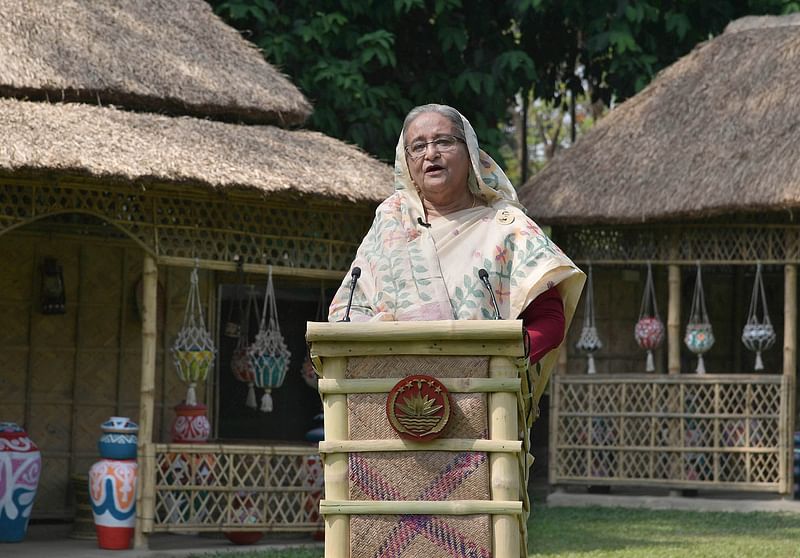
[212,0,535,163]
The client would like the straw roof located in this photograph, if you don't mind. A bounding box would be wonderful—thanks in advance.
[519,14,800,225]
[0,0,311,126]
[0,98,392,203]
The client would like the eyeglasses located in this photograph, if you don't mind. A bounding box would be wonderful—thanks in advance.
[405,135,464,160]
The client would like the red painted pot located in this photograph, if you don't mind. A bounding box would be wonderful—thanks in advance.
[171,403,210,443]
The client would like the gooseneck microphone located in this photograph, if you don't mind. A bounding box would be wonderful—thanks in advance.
[340,266,362,322]
[417,217,431,228]
[478,268,502,320]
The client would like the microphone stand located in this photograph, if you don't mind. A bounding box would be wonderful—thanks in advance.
[339,267,361,322]
[478,268,502,320]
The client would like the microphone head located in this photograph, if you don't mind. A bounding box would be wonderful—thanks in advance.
[351,267,362,278]
[478,268,488,280]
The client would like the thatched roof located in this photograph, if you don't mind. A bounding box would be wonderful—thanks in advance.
[519,14,800,225]
[0,0,311,126]
[0,98,392,203]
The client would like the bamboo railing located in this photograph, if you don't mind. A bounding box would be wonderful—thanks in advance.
[549,374,792,492]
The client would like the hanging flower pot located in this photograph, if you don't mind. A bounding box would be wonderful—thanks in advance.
[742,263,776,371]
[684,263,715,374]
[635,263,664,372]
[231,285,259,409]
[172,265,216,406]
[0,423,41,543]
[248,267,291,412]
[575,264,603,374]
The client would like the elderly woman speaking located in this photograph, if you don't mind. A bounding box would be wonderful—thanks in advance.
[329,104,584,373]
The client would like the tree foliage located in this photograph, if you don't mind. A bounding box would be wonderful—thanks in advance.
[211,0,800,170]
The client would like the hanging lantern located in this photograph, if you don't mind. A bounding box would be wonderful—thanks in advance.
[742,263,776,371]
[575,264,602,374]
[248,267,291,412]
[634,263,664,372]
[684,263,715,374]
[171,265,216,406]
[301,284,327,389]
[231,285,259,409]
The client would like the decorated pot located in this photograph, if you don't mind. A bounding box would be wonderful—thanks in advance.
[634,317,665,350]
[742,323,776,351]
[231,346,255,384]
[98,417,138,460]
[223,491,264,545]
[89,458,137,550]
[171,403,211,444]
[685,323,715,355]
[300,356,318,390]
[250,354,289,389]
[0,422,41,542]
[174,349,214,384]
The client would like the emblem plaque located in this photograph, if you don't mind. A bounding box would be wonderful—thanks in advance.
[386,375,451,441]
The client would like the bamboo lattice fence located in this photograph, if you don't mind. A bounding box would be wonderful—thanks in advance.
[549,374,792,491]
[142,444,323,533]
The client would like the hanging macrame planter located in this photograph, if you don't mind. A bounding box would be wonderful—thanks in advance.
[231,285,259,409]
[575,264,602,374]
[172,265,216,406]
[634,263,665,372]
[248,267,291,412]
[684,263,715,374]
[742,263,776,371]
[301,284,326,390]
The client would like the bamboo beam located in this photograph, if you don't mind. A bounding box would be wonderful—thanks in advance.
[134,253,158,549]
[782,263,797,495]
[317,377,521,394]
[158,256,346,281]
[311,340,523,358]
[318,439,521,454]
[668,264,681,375]
[321,357,349,558]
[307,320,524,343]
[489,356,521,558]
[319,500,522,515]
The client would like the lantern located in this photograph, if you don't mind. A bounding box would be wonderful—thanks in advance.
[575,264,602,374]
[684,263,715,374]
[634,263,664,372]
[248,267,290,412]
[171,265,215,406]
[231,285,259,408]
[742,263,776,371]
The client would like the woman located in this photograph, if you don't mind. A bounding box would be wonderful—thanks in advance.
[329,104,584,385]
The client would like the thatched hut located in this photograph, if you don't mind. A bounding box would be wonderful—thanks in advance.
[520,14,800,496]
[0,0,391,546]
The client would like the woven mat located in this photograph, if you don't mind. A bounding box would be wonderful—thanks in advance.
[346,356,492,557]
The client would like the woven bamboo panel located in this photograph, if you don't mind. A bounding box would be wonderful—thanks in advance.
[0,178,373,272]
[151,444,323,532]
[556,224,800,264]
[551,374,788,491]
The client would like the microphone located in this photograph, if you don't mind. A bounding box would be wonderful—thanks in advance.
[417,217,431,228]
[478,268,502,320]
[340,267,361,322]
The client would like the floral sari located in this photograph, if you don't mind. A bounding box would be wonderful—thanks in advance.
[329,109,585,398]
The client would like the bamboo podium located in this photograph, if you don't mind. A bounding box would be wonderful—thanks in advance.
[306,320,535,558]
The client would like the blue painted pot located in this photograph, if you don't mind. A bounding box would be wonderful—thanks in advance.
[97,417,138,460]
[0,422,41,542]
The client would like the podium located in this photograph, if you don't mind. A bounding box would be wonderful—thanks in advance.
[306,320,539,558]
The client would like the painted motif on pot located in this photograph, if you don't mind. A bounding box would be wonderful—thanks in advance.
[0,423,41,543]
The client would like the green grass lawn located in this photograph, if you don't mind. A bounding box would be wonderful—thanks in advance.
[194,506,800,558]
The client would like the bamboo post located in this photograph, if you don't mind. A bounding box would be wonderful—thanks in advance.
[134,253,158,549]
[322,356,349,558]
[489,356,520,558]
[668,265,681,375]
[782,263,797,496]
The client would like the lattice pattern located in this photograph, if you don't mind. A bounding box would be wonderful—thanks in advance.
[0,179,374,271]
[551,375,789,491]
[151,445,323,532]
[556,225,800,263]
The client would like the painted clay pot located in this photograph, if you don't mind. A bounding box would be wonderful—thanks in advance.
[97,417,138,460]
[0,422,41,542]
[89,417,138,550]
[303,454,324,541]
[223,491,263,545]
[89,458,137,550]
[171,403,211,443]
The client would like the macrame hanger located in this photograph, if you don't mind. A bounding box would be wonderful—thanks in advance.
[575,263,602,374]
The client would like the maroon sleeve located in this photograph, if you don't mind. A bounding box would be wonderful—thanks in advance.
[518,286,565,363]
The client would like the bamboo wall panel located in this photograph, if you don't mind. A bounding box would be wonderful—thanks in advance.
[0,179,373,273]
[550,374,789,491]
[0,230,212,519]
[150,444,322,533]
